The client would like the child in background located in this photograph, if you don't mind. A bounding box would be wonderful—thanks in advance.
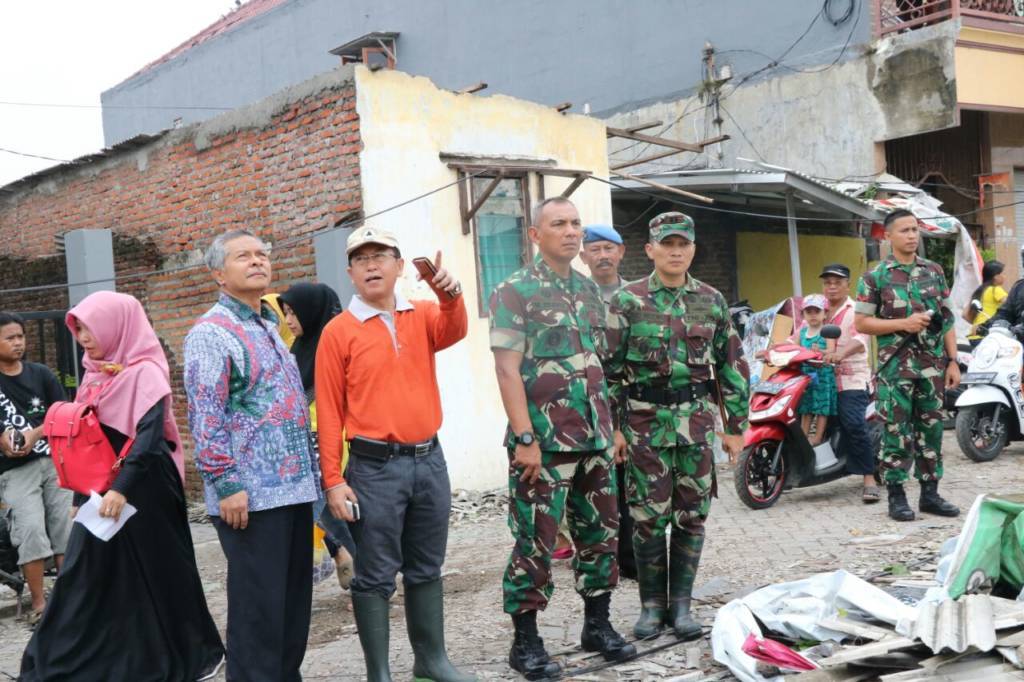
[796,294,837,445]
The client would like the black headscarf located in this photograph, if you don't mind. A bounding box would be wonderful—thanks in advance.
[278,282,343,392]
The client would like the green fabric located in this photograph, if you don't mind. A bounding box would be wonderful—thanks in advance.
[477,212,523,309]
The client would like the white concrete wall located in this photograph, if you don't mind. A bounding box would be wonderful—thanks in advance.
[605,22,959,180]
[354,65,612,490]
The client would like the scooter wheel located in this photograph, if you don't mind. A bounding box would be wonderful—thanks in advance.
[956,405,1009,462]
[734,440,786,509]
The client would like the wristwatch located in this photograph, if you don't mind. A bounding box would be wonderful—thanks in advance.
[515,431,536,446]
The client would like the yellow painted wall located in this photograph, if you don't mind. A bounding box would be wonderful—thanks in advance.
[736,232,867,310]
[956,28,1024,110]
[354,65,611,489]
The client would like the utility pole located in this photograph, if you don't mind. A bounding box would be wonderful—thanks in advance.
[701,43,732,169]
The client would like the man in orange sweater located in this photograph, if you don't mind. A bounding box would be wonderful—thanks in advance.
[314,225,474,682]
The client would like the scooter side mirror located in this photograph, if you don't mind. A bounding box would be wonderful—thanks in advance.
[821,324,842,340]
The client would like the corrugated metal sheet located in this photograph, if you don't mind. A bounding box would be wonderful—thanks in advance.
[0,132,165,196]
[911,594,996,654]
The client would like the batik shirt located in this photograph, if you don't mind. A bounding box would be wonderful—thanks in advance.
[604,272,749,447]
[855,255,953,380]
[185,293,319,516]
[489,256,613,452]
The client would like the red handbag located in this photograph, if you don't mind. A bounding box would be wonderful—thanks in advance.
[43,402,133,494]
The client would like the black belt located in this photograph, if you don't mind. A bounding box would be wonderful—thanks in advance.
[349,435,438,460]
[628,381,714,405]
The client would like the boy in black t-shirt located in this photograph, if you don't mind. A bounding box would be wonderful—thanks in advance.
[0,312,71,622]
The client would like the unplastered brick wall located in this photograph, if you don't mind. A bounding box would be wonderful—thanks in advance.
[614,202,738,301]
[0,67,363,499]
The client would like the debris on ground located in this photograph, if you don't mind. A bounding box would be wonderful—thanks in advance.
[711,494,1024,681]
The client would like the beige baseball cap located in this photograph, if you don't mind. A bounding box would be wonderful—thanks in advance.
[346,225,400,255]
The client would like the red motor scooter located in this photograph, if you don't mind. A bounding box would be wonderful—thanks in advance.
[734,325,882,509]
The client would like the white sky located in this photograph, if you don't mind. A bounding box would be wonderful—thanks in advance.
[0,1,236,187]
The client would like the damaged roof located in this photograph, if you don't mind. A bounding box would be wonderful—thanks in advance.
[611,167,886,222]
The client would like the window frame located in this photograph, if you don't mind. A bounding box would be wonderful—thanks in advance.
[469,172,532,317]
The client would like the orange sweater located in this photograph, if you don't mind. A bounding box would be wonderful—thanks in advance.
[314,294,468,488]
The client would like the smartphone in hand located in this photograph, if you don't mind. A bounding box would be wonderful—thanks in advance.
[344,500,361,521]
[412,257,456,299]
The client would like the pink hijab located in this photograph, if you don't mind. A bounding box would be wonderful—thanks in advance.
[66,291,185,483]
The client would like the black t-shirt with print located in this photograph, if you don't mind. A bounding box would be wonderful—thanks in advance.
[0,361,65,472]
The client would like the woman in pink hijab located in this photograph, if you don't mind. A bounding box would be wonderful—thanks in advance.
[20,291,225,682]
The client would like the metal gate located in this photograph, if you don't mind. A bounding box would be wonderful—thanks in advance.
[19,310,81,400]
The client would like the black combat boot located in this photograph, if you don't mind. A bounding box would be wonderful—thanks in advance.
[580,592,637,662]
[508,610,561,680]
[404,580,477,681]
[887,483,916,522]
[632,538,667,638]
[919,480,960,517]
[352,591,394,682]
[667,529,704,641]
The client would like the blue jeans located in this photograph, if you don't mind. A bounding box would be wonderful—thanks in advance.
[838,390,874,476]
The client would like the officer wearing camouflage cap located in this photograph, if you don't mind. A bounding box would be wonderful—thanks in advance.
[605,211,749,641]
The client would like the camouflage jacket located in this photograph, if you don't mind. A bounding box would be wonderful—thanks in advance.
[605,272,750,448]
[489,255,613,452]
[854,255,953,380]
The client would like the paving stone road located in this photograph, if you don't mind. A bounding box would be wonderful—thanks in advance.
[2,431,1021,680]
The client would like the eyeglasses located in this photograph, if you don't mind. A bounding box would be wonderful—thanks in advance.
[351,252,396,267]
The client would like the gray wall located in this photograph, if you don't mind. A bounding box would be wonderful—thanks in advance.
[101,0,872,145]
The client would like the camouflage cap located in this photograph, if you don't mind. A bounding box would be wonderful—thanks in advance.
[648,211,695,243]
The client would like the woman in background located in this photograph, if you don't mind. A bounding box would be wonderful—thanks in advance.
[279,282,356,589]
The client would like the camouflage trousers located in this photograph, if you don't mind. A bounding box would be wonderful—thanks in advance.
[626,441,714,544]
[876,373,944,484]
[502,449,619,615]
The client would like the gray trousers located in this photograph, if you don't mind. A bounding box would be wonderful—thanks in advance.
[346,441,451,599]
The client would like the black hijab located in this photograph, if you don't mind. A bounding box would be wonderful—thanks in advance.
[278,282,343,392]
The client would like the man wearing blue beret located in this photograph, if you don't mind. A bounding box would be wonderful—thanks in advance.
[580,225,627,305]
[578,224,637,581]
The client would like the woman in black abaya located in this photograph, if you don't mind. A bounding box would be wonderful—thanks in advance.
[20,291,224,682]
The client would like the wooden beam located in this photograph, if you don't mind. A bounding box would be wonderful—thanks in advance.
[612,171,714,204]
[609,135,731,171]
[456,82,488,95]
[457,172,472,235]
[606,126,703,153]
[446,163,589,178]
[560,173,588,198]
[554,102,572,113]
[606,120,663,137]
[463,172,504,224]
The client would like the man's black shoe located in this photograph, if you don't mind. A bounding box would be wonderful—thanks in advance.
[580,593,637,663]
[887,483,915,522]
[509,611,561,680]
[919,480,960,517]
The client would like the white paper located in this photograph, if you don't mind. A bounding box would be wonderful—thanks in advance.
[74,491,137,541]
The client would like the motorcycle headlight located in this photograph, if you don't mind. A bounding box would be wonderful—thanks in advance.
[750,394,792,421]
[973,342,999,369]
[998,346,1021,359]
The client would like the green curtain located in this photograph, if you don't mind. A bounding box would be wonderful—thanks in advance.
[477,212,523,306]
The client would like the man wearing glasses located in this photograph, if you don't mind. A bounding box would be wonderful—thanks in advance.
[315,225,474,681]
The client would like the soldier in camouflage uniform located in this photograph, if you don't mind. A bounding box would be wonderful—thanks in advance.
[854,209,960,522]
[605,212,749,641]
[489,197,636,680]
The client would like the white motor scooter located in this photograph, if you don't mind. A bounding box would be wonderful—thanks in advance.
[955,321,1024,462]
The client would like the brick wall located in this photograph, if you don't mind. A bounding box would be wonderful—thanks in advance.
[0,77,362,499]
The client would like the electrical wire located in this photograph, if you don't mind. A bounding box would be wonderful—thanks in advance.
[0,170,485,295]
[592,173,1024,224]
[0,100,234,111]
[0,146,71,163]
[719,103,765,162]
